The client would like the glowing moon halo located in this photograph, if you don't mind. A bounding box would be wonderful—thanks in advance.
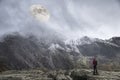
[30,4,50,22]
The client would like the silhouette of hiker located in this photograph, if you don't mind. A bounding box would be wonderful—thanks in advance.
[92,57,98,75]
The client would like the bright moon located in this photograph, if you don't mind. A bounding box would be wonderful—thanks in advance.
[30,4,50,22]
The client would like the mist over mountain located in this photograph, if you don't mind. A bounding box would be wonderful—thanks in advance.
[0,34,74,70]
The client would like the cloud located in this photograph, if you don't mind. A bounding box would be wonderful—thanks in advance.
[0,0,120,39]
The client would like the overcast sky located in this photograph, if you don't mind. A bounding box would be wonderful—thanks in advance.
[0,0,120,39]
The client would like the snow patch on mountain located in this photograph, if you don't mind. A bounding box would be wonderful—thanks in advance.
[65,36,96,46]
[94,38,120,47]
[69,45,80,53]
[48,43,65,52]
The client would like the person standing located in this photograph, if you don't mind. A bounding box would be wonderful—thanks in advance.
[92,57,98,75]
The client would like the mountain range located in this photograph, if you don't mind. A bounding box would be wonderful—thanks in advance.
[0,34,120,71]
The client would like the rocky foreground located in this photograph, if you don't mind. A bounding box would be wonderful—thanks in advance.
[0,69,120,80]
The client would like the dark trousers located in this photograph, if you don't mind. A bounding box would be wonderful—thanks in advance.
[93,65,98,75]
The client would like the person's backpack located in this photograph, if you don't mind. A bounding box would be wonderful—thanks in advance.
[93,59,97,65]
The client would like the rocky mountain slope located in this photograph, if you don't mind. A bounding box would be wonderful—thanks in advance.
[66,36,120,69]
[0,34,75,70]
[0,34,120,71]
